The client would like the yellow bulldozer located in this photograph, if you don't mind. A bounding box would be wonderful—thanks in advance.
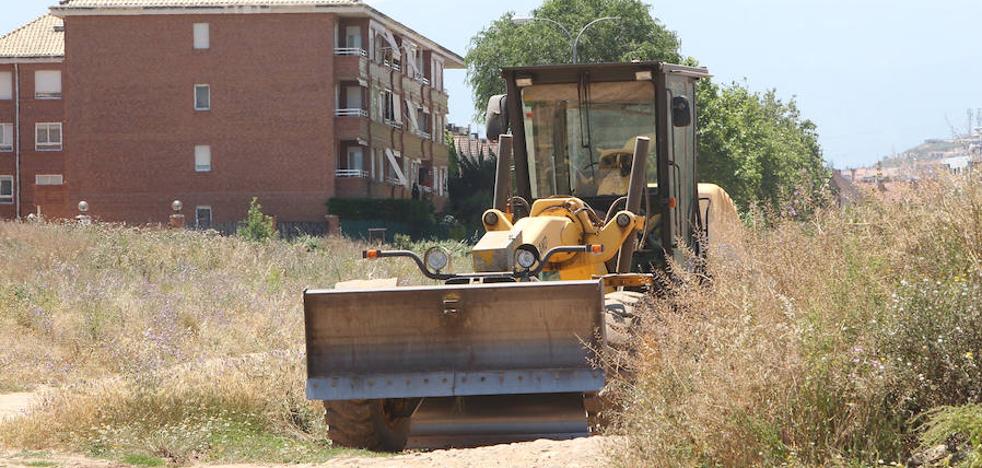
[303,61,738,451]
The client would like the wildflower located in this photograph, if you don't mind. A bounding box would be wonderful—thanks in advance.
[966,351,975,361]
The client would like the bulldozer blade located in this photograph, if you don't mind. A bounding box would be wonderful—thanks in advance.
[406,393,589,449]
[304,280,606,401]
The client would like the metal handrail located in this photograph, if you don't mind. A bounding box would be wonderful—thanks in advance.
[384,119,403,129]
[335,108,368,117]
[336,169,369,178]
[334,47,367,57]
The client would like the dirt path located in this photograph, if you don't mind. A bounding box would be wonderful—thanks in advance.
[0,388,608,467]
[0,438,608,468]
[0,390,40,421]
[215,437,609,468]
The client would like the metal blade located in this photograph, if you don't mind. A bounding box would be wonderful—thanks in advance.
[305,280,606,400]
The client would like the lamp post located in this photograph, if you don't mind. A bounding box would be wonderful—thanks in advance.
[512,16,621,63]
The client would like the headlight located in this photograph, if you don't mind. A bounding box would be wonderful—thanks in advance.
[515,247,538,270]
[424,246,451,273]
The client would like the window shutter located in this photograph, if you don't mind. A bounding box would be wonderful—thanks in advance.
[35,71,62,97]
[194,23,210,49]
[393,93,401,123]
[195,145,212,172]
[0,72,11,100]
[0,124,12,151]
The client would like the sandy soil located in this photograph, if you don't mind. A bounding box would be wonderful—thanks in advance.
[0,390,608,467]
[0,391,40,422]
[213,437,608,468]
[0,438,607,468]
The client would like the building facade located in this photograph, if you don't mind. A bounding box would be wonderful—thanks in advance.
[0,15,69,220]
[0,0,462,227]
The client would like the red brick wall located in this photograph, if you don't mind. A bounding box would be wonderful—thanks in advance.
[0,62,68,220]
[64,13,338,224]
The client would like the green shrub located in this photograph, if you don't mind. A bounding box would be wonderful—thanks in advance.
[326,198,437,239]
[237,198,277,242]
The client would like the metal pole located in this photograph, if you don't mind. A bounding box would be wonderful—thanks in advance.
[513,17,574,62]
[572,17,620,64]
[616,136,650,273]
[493,134,514,211]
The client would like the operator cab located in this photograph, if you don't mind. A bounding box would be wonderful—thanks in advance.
[487,62,710,270]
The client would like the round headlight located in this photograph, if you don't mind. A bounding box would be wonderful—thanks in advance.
[424,246,451,273]
[515,248,537,270]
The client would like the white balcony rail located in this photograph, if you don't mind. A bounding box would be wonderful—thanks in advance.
[336,108,368,117]
[384,119,403,129]
[336,169,369,178]
[335,47,367,57]
[421,77,431,86]
[385,176,404,186]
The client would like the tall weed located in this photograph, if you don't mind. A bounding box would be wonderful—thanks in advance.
[614,173,982,465]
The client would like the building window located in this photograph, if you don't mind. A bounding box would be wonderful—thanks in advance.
[35,174,64,185]
[0,123,12,152]
[0,175,12,204]
[0,72,12,100]
[193,23,210,50]
[195,206,212,229]
[347,146,364,171]
[195,84,211,111]
[35,70,62,99]
[35,123,63,151]
[195,145,211,172]
[344,25,362,49]
[381,90,396,122]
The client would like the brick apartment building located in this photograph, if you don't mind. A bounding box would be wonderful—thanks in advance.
[0,0,462,228]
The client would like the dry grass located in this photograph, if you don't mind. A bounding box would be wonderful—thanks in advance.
[612,174,982,466]
[0,224,450,463]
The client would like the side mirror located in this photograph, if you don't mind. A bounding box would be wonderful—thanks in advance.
[672,96,692,127]
[486,94,509,140]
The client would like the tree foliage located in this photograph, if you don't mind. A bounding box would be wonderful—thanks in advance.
[463,0,831,213]
[697,81,828,212]
[465,0,680,119]
[237,197,277,242]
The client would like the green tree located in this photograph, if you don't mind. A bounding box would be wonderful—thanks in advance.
[464,0,830,213]
[238,197,277,242]
[466,0,680,118]
[697,80,829,212]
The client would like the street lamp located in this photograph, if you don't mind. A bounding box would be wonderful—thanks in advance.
[512,15,621,63]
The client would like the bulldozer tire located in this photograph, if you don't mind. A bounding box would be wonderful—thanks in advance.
[323,399,411,452]
[588,291,646,434]
[604,290,644,351]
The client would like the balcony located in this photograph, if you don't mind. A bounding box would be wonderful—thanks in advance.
[336,169,369,178]
[336,108,368,118]
[384,119,403,129]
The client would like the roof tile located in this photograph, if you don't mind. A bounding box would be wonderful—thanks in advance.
[0,15,64,59]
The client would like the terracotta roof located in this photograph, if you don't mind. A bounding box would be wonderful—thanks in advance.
[0,15,65,60]
[56,0,358,7]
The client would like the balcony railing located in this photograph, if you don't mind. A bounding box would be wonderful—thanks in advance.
[421,77,431,86]
[335,47,367,57]
[385,176,404,186]
[336,108,369,117]
[336,169,370,178]
[384,119,403,129]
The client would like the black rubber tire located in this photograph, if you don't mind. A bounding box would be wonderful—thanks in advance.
[588,291,646,434]
[604,290,644,351]
[323,399,411,452]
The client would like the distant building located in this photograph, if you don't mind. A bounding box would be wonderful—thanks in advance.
[0,0,463,227]
[0,15,68,220]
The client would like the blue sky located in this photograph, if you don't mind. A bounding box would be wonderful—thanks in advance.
[6,0,982,168]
